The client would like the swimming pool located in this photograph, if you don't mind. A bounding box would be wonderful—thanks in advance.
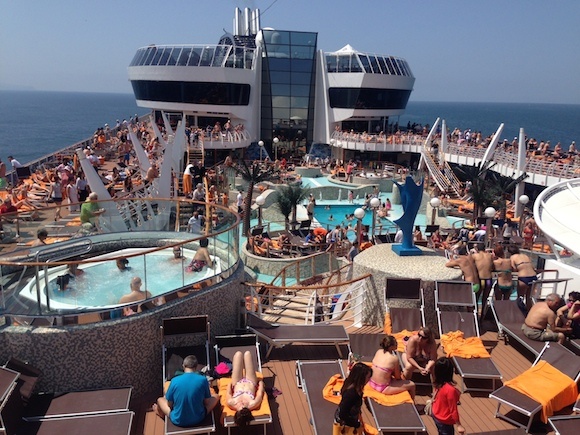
[18,248,221,310]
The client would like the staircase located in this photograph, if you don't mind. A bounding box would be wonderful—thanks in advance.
[422,150,463,198]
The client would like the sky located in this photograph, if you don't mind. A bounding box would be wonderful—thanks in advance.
[1,0,579,104]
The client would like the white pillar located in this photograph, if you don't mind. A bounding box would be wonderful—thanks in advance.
[514,128,527,218]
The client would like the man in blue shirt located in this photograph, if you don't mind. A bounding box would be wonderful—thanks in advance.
[154,355,218,427]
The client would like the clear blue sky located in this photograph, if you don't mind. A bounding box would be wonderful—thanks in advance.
[1,0,579,104]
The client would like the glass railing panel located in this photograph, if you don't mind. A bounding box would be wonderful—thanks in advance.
[143,47,158,66]
[188,47,203,66]
[167,47,180,66]
[368,55,381,74]
[177,47,192,65]
[158,47,172,66]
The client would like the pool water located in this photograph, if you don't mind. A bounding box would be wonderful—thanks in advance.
[21,248,219,309]
[312,203,402,231]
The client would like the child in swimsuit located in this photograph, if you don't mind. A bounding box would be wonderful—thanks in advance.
[226,351,265,426]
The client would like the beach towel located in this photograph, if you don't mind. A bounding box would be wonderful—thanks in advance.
[504,360,578,423]
[440,330,490,358]
[217,373,271,423]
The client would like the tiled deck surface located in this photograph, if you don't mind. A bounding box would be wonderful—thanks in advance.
[135,321,575,435]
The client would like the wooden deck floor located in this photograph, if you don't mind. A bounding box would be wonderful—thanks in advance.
[133,320,576,435]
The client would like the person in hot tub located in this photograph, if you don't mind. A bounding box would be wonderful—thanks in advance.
[186,238,213,272]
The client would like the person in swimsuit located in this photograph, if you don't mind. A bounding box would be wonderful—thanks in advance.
[492,245,514,300]
[445,250,480,293]
[508,245,537,309]
[471,244,494,320]
[522,293,571,344]
[226,351,265,426]
[186,238,213,272]
[369,335,416,399]
[402,327,438,388]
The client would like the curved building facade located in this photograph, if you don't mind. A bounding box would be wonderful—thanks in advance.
[127,8,414,159]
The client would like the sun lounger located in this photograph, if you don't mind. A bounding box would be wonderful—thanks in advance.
[3,358,42,403]
[574,396,580,412]
[246,313,349,359]
[490,299,545,358]
[0,366,20,404]
[22,387,132,421]
[437,310,502,393]
[548,414,580,435]
[161,316,211,383]
[297,360,344,435]
[215,334,271,435]
[161,316,215,435]
[366,394,425,434]
[489,342,580,433]
[18,411,134,435]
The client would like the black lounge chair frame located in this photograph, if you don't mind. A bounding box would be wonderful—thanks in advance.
[246,313,349,359]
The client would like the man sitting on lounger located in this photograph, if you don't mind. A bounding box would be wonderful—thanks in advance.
[522,293,571,344]
[154,355,218,427]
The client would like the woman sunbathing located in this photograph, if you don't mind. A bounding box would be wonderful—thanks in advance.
[226,350,265,426]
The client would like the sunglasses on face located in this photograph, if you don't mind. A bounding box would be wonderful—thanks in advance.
[418,333,428,340]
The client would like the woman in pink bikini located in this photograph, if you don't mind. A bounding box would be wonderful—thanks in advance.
[226,351,265,426]
[369,335,416,400]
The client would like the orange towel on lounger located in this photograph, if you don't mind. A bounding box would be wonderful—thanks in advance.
[504,360,578,423]
[217,373,271,422]
[440,331,490,358]
[322,375,380,435]
[323,374,413,406]
[392,330,417,353]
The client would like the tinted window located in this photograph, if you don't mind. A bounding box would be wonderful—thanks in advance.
[328,87,412,109]
[131,81,250,105]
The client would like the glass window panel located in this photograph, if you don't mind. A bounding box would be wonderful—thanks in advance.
[177,48,191,66]
[394,59,405,76]
[272,108,290,119]
[290,96,309,108]
[290,32,316,46]
[143,47,157,65]
[271,84,291,96]
[368,55,381,73]
[270,71,291,83]
[290,72,312,85]
[389,57,402,75]
[212,46,228,67]
[291,84,310,97]
[167,48,180,66]
[158,48,171,66]
[200,47,215,66]
[151,48,164,65]
[267,44,290,58]
[337,55,350,72]
[188,47,203,66]
[263,30,290,45]
[326,55,338,73]
[291,45,315,60]
[402,61,412,76]
[378,57,389,75]
[268,58,291,71]
[291,59,314,72]
[290,108,308,120]
[130,49,145,66]
[350,55,363,72]
[358,54,371,73]
[272,96,291,107]
[384,57,396,75]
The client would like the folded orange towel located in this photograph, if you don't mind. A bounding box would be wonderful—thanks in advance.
[440,331,490,358]
[217,374,271,420]
[504,360,578,423]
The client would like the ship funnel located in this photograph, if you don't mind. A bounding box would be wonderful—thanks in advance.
[234,8,243,36]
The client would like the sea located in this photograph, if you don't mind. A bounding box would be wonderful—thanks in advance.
[1,90,579,166]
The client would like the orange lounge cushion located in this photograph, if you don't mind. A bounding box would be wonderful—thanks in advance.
[504,360,578,423]
[440,331,490,358]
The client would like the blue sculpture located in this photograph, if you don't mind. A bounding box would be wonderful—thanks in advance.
[392,176,424,256]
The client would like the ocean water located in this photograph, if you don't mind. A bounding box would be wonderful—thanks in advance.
[0,90,143,164]
[1,90,579,166]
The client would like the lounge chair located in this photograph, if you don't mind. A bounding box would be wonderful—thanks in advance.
[0,366,20,404]
[575,396,580,412]
[437,310,502,392]
[548,414,580,435]
[246,313,349,359]
[366,394,425,434]
[22,387,132,421]
[489,342,580,433]
[384,278,431,387]
[214,334,271,435]
[161,316,215,435]
[297,359,344,435]
[490,299,545,358]
[161,316,211,383]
